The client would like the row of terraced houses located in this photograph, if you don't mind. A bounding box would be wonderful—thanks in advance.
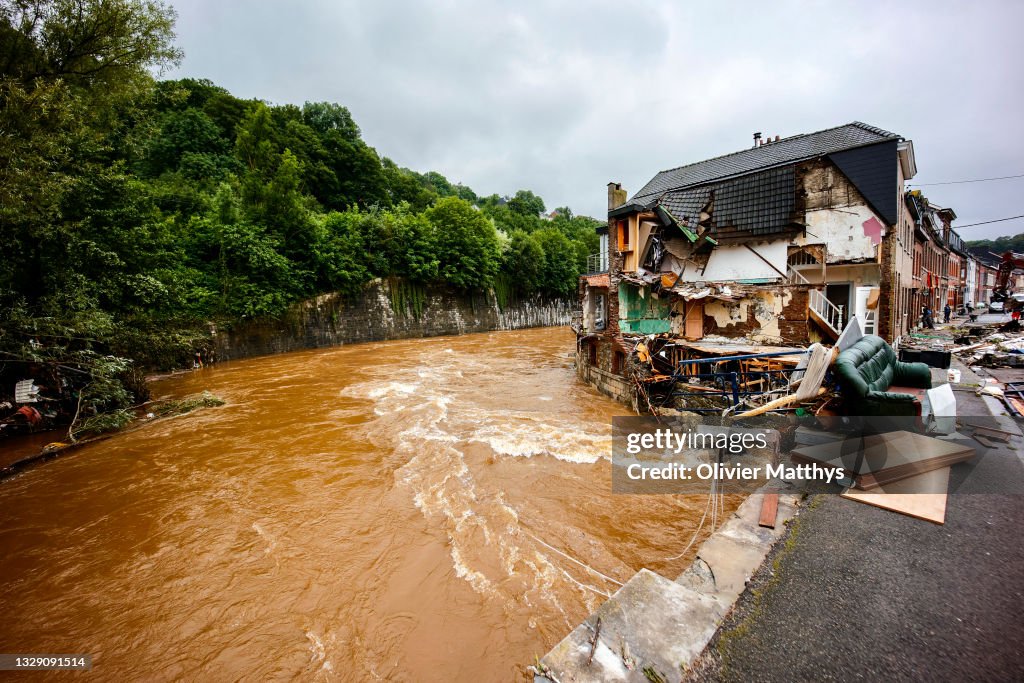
[575,122,1008,398]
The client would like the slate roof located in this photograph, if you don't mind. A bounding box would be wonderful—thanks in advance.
[660,166,797,240]
[629,122,900,206]
[713,166,797,239]
[659,187,712,226]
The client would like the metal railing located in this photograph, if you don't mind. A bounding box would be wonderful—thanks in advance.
[809,289,844,334]
[669,350,806,413]
[586,252,607,274]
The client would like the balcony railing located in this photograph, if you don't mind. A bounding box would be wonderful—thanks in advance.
[586,252,608,274]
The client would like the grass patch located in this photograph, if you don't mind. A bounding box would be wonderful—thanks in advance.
[713,497,813,668]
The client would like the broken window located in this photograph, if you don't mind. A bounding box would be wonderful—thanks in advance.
[642,234,666,271]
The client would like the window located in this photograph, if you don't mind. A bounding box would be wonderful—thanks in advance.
[612,350,625,375]
[588,341,598,366]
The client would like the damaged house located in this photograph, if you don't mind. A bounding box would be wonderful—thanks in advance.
[577,121,924,404]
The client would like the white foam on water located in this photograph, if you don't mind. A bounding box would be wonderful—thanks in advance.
[367,382,418,399]
[448,542,494,596]
[469,420,610,464]
[350,346,615,613]
[251,522,276,555]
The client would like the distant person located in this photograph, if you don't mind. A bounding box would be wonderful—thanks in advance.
[922,306,935,329]
[943,303,951,324]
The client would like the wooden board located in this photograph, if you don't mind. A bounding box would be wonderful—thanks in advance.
[684,302,703,339]
[791,431,975,490]
[841,467,950,524]
[794,344,830,401]
[758,493,779,528]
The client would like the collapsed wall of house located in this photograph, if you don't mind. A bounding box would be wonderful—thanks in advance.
[578,124,921,410]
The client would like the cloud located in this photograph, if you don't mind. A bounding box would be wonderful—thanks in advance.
[166,0,1024,239]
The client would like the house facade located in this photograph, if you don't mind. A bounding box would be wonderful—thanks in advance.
[576,122,973,404]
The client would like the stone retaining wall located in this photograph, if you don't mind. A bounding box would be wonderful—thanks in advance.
[213,279,571,361]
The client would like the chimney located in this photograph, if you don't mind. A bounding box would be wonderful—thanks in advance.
[608,182,627,211]
[753,132,762,148]
[775,135,780,142]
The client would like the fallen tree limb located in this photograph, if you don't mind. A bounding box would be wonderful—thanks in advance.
[733,387,827,418]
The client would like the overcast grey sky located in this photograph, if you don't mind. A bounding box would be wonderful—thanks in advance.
[166,0,1024,240]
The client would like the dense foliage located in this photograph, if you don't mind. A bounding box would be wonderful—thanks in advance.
[965,234,1024,257]
[0,0,602,435]
[0,1,602,370]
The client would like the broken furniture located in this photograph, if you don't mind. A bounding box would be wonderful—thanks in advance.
[669,349,804,412]
[834,335,932,416]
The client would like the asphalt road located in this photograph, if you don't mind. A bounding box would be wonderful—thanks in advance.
[691,374,1024,682]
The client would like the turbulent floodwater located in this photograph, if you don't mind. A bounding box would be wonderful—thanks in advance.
[0,327,732,681]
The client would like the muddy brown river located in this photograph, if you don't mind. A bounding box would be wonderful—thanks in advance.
[0,327,733,681]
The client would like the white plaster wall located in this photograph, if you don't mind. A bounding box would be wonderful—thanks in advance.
[680,240,787,282]
[797,205,883,263]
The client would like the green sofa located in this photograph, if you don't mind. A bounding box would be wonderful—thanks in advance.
[834,335,933,416]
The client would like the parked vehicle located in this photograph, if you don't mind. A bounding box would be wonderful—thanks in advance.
[989,300,1005,313]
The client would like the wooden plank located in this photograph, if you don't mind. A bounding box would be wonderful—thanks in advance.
[758,493,779,528]
[794,344,831,400]
[1007,396,1024,417]
[971,425,1016,441]
[841,467,950,524]
[791,431,975,490]
[971,433,1003,449]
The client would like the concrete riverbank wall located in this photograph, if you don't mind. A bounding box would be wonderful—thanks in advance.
[212,278,572,361]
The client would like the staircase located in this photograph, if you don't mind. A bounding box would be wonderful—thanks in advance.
[787,265,810,285]
[808,289,844,340]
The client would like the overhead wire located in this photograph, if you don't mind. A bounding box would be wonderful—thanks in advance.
[909,173,1024,186]
[952,215,1024,229]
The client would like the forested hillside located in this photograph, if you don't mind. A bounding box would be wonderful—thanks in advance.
[1,1,600,365]
[965,234,1024,257]
[0,0,601,435]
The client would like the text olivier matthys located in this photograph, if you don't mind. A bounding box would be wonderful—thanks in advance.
[623,429,846,484]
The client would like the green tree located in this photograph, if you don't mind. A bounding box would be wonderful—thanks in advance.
[533,228,578,297]
[425,197,500,289]
[0,0,181,91]
[502,229,544,295]
[508,189,545,217]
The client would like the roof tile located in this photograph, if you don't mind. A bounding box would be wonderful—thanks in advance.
[629,122,899,205]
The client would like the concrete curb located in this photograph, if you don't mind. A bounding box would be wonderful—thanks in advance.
[536,486,802,683]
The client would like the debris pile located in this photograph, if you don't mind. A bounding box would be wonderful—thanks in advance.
[952,328,1024,368]
[620,332,833,419]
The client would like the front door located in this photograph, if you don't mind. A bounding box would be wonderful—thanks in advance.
[855,286,878,335]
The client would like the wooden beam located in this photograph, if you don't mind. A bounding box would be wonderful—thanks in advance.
[743,243,788,279]
[758,493,779,528]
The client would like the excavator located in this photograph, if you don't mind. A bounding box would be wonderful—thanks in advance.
[991,251,1024,312]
